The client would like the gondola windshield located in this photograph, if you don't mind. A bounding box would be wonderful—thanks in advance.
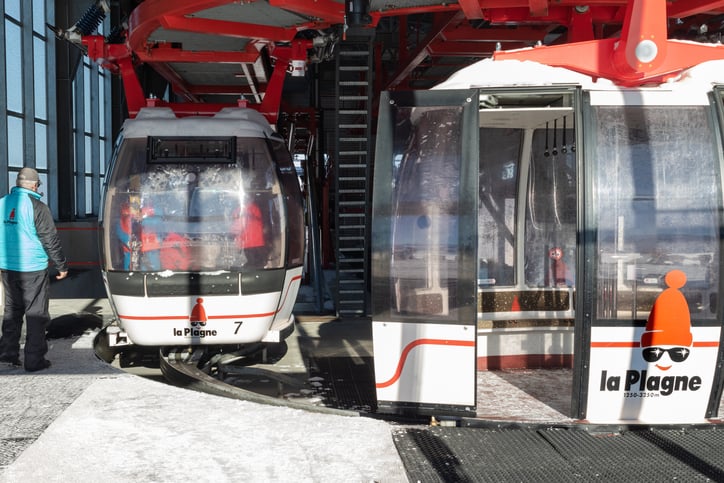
[102,137,286,272]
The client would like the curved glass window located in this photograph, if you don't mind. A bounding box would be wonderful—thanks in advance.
[101,137,286,272]
[270,139,304,267]
[593,106,719,320]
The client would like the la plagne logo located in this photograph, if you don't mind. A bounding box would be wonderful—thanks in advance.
[599,270,702,396]
[172,298,218,338]
[4,208,17,225]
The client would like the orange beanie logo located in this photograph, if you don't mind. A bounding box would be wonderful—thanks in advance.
[190,298,208,327]
[640,270,692,370]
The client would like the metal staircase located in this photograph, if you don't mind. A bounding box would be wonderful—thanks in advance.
[333,38,373,318]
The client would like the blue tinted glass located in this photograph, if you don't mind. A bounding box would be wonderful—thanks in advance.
[85,135,92,173]
[34,37,47,119]
[5,0,21,20]
[85,176,92,214]
[5,21,23,113]
[99,77,106,137]
[7,117,24,167]
[32,0,46,34]
[100,138,107,174]
[84,65,91,132]
[38,173,47,202]
[35,122,47,169]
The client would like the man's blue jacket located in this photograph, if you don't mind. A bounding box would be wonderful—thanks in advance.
[0,187,68,273]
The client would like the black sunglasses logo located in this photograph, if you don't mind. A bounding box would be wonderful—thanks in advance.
[642,346,690,363]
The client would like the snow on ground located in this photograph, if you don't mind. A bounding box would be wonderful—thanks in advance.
[1,374,408,482]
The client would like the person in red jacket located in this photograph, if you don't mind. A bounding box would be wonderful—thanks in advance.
[231,201,266,268]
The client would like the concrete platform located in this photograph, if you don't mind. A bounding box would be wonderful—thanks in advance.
[3,287,724,481]
[0,297,407,482]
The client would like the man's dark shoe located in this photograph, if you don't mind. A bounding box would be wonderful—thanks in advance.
[0,355,21,367]
[25,359,51,372]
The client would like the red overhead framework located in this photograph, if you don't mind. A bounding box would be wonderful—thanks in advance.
[67,0,724,121]
[494,0,724,85]
[84,36,312,123]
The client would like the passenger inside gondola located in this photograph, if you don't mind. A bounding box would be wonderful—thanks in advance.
[231,200,266,268]
[104,136,289,273]
[116,196,161,270]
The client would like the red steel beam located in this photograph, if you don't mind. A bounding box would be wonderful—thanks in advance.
[428,40,528,56]
[529,0,549,17]
[127,0,234,55]
[667,0,724,17]
[494,0,724,86]
[186,84,268,96]
[567,6,594,42]
[441,25,549,42]
[479,0,628,7]
[458,0,484,19]
[159,14,301,42]
[136,44,260,64]
[484,6,572,24]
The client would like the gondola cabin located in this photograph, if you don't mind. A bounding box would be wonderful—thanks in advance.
[99,107,304,349]
[371,57,724,423]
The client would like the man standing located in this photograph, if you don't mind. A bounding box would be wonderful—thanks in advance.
[0,168,68,372]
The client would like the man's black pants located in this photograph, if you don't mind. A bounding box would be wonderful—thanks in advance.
[0,269,51,367]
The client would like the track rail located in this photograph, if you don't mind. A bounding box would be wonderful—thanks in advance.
[158,347,360,417]
[94,325,364,417]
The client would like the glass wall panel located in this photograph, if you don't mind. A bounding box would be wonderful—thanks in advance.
[85,135,92,173]
[35,122,47,169]
[5,21,23,114]
[0,0,104,216]
[38,172,47,202]
[100,138,107,174]
[84,64,91,133]
[592,106,719,320]
[86,176,92,214]
[7,116,23,167]
[5,0,21,20]
[32,0,46,34]
[99,77,106,137]
[33,36,46,120]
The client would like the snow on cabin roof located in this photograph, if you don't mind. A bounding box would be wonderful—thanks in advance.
[432,59,606,90]
[433,57,724,93]
[121,107,276,139]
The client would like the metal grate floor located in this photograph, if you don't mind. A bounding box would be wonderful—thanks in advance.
[307,356,377,413]
[393,426,724,482]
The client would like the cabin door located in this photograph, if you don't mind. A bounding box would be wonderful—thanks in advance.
[371,89,479,416]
